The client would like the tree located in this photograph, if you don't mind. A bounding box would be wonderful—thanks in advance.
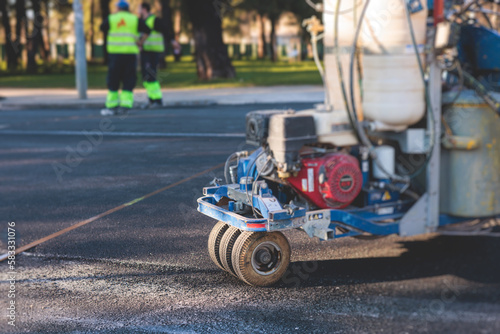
[185,0,235,80]
[288,0,317,60]
[0,0,18,69]
[237,0,288,61]
[258,13,265,59]
[89,0,96,59]
[268,12,278,61]
[15,0,28,66]
[159,0,175,68]
[27,0,48,73]
[237,0,318,61]
[100,0,110,63]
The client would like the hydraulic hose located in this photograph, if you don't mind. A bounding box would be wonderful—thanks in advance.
[334,0,361,140]
[346,0,436,182]
[311,32,331,107]
[402,0,436,176]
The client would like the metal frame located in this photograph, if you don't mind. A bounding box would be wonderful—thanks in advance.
[196,57,493,239]
[197,23,500,242]
[197,186,496,241]
[400,51,442,236]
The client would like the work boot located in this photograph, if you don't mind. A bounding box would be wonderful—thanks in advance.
[140,100,163,109]
[149,100,163,108]
[116,107,130,115]
[100,107,118,116]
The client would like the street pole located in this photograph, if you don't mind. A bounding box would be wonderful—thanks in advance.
[73,0,88,99]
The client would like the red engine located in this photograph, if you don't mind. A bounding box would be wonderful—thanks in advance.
[287,153,363,209]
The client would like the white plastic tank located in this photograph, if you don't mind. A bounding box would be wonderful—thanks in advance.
[323,0,361,115]
[323,0,427,130]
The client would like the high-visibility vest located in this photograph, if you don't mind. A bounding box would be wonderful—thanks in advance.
[143,15,165,53]
[107,12,140,55]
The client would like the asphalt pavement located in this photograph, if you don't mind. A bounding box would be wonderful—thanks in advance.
[0,104,499,333]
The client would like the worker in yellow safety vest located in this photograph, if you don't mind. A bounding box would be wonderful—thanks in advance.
[139,2,180,108]
[100,0,151,116]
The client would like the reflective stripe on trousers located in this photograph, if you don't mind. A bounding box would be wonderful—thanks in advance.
[119,91,134,108]
[143,81,162,100]
[106,91,119,108]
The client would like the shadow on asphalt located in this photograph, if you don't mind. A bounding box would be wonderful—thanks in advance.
[280,235,500,288]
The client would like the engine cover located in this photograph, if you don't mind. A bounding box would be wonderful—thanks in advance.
[287,153,363,209]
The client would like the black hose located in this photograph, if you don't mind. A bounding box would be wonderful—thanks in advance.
[444,60,465,108]
[346,0,437,181]
[334,0,361,141]
[461,69,500,114]
[244,150,266,218]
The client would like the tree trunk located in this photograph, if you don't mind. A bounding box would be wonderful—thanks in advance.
[159,0,175,69]
[39,0,49,61]
[186,0,235,80]
[15,0,27,67]
[27,0,45,73]
[90,0,95,59]
[100,0,110,64]
[44,0,52,60]
[269,15,277,62]
[173,8,181,62]
[0,0,18,69]
[258,14,265,59]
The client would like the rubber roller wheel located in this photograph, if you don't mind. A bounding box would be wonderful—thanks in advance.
[208,221,229,271]
[219,226,242,277]
[232,231,291,287]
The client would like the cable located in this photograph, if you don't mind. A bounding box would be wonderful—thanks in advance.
[250,157,273,218]
[456,0,483,17]
[310,32,331,107]
[345,0,437,182]
[402,0,436,174]
[444,59,465,108]
[305,0,322,12]
[306,0,364,15]
[334,0,361,140]
[346,0,410,181]
[461,68,500,114]
[244,150,266,218]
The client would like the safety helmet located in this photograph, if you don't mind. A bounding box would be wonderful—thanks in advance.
[116,0,130,10]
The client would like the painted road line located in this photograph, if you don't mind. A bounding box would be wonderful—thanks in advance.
[0,130,245,138]
[0,162,225,262]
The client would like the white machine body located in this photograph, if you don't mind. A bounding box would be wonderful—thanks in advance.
[323,0,428,131]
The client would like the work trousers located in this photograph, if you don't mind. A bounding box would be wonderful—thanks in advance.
[141,51,163,103]
[107,53,138,92]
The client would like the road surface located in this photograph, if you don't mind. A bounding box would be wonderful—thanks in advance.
[0,104,499,333]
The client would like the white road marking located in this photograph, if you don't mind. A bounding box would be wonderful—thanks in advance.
[0,129,245,138]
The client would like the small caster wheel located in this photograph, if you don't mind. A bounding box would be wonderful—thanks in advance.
[219,226,242,276]
[232,231,291,287]
[208,221,229,271]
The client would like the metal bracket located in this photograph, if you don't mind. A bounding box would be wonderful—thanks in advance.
[399,193,429,236]
[302,210,333,240]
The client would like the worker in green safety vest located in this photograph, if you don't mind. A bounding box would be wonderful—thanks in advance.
[139,2,180,108]
[100,0,151,116]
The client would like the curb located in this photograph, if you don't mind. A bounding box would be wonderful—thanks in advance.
[0,99,220,110]
[0,99,322,111]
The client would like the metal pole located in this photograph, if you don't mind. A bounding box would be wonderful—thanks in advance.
[73,0,88,99]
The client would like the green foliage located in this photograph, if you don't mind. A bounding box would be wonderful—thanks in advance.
[235,0,317,19]
[0,57,322,88]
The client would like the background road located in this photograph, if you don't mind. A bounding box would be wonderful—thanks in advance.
[1,104,499,333]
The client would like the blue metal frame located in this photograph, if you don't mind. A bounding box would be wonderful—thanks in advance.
[197,185,499,239]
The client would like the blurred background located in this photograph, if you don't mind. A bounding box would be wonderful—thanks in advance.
[0,0,323,89]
